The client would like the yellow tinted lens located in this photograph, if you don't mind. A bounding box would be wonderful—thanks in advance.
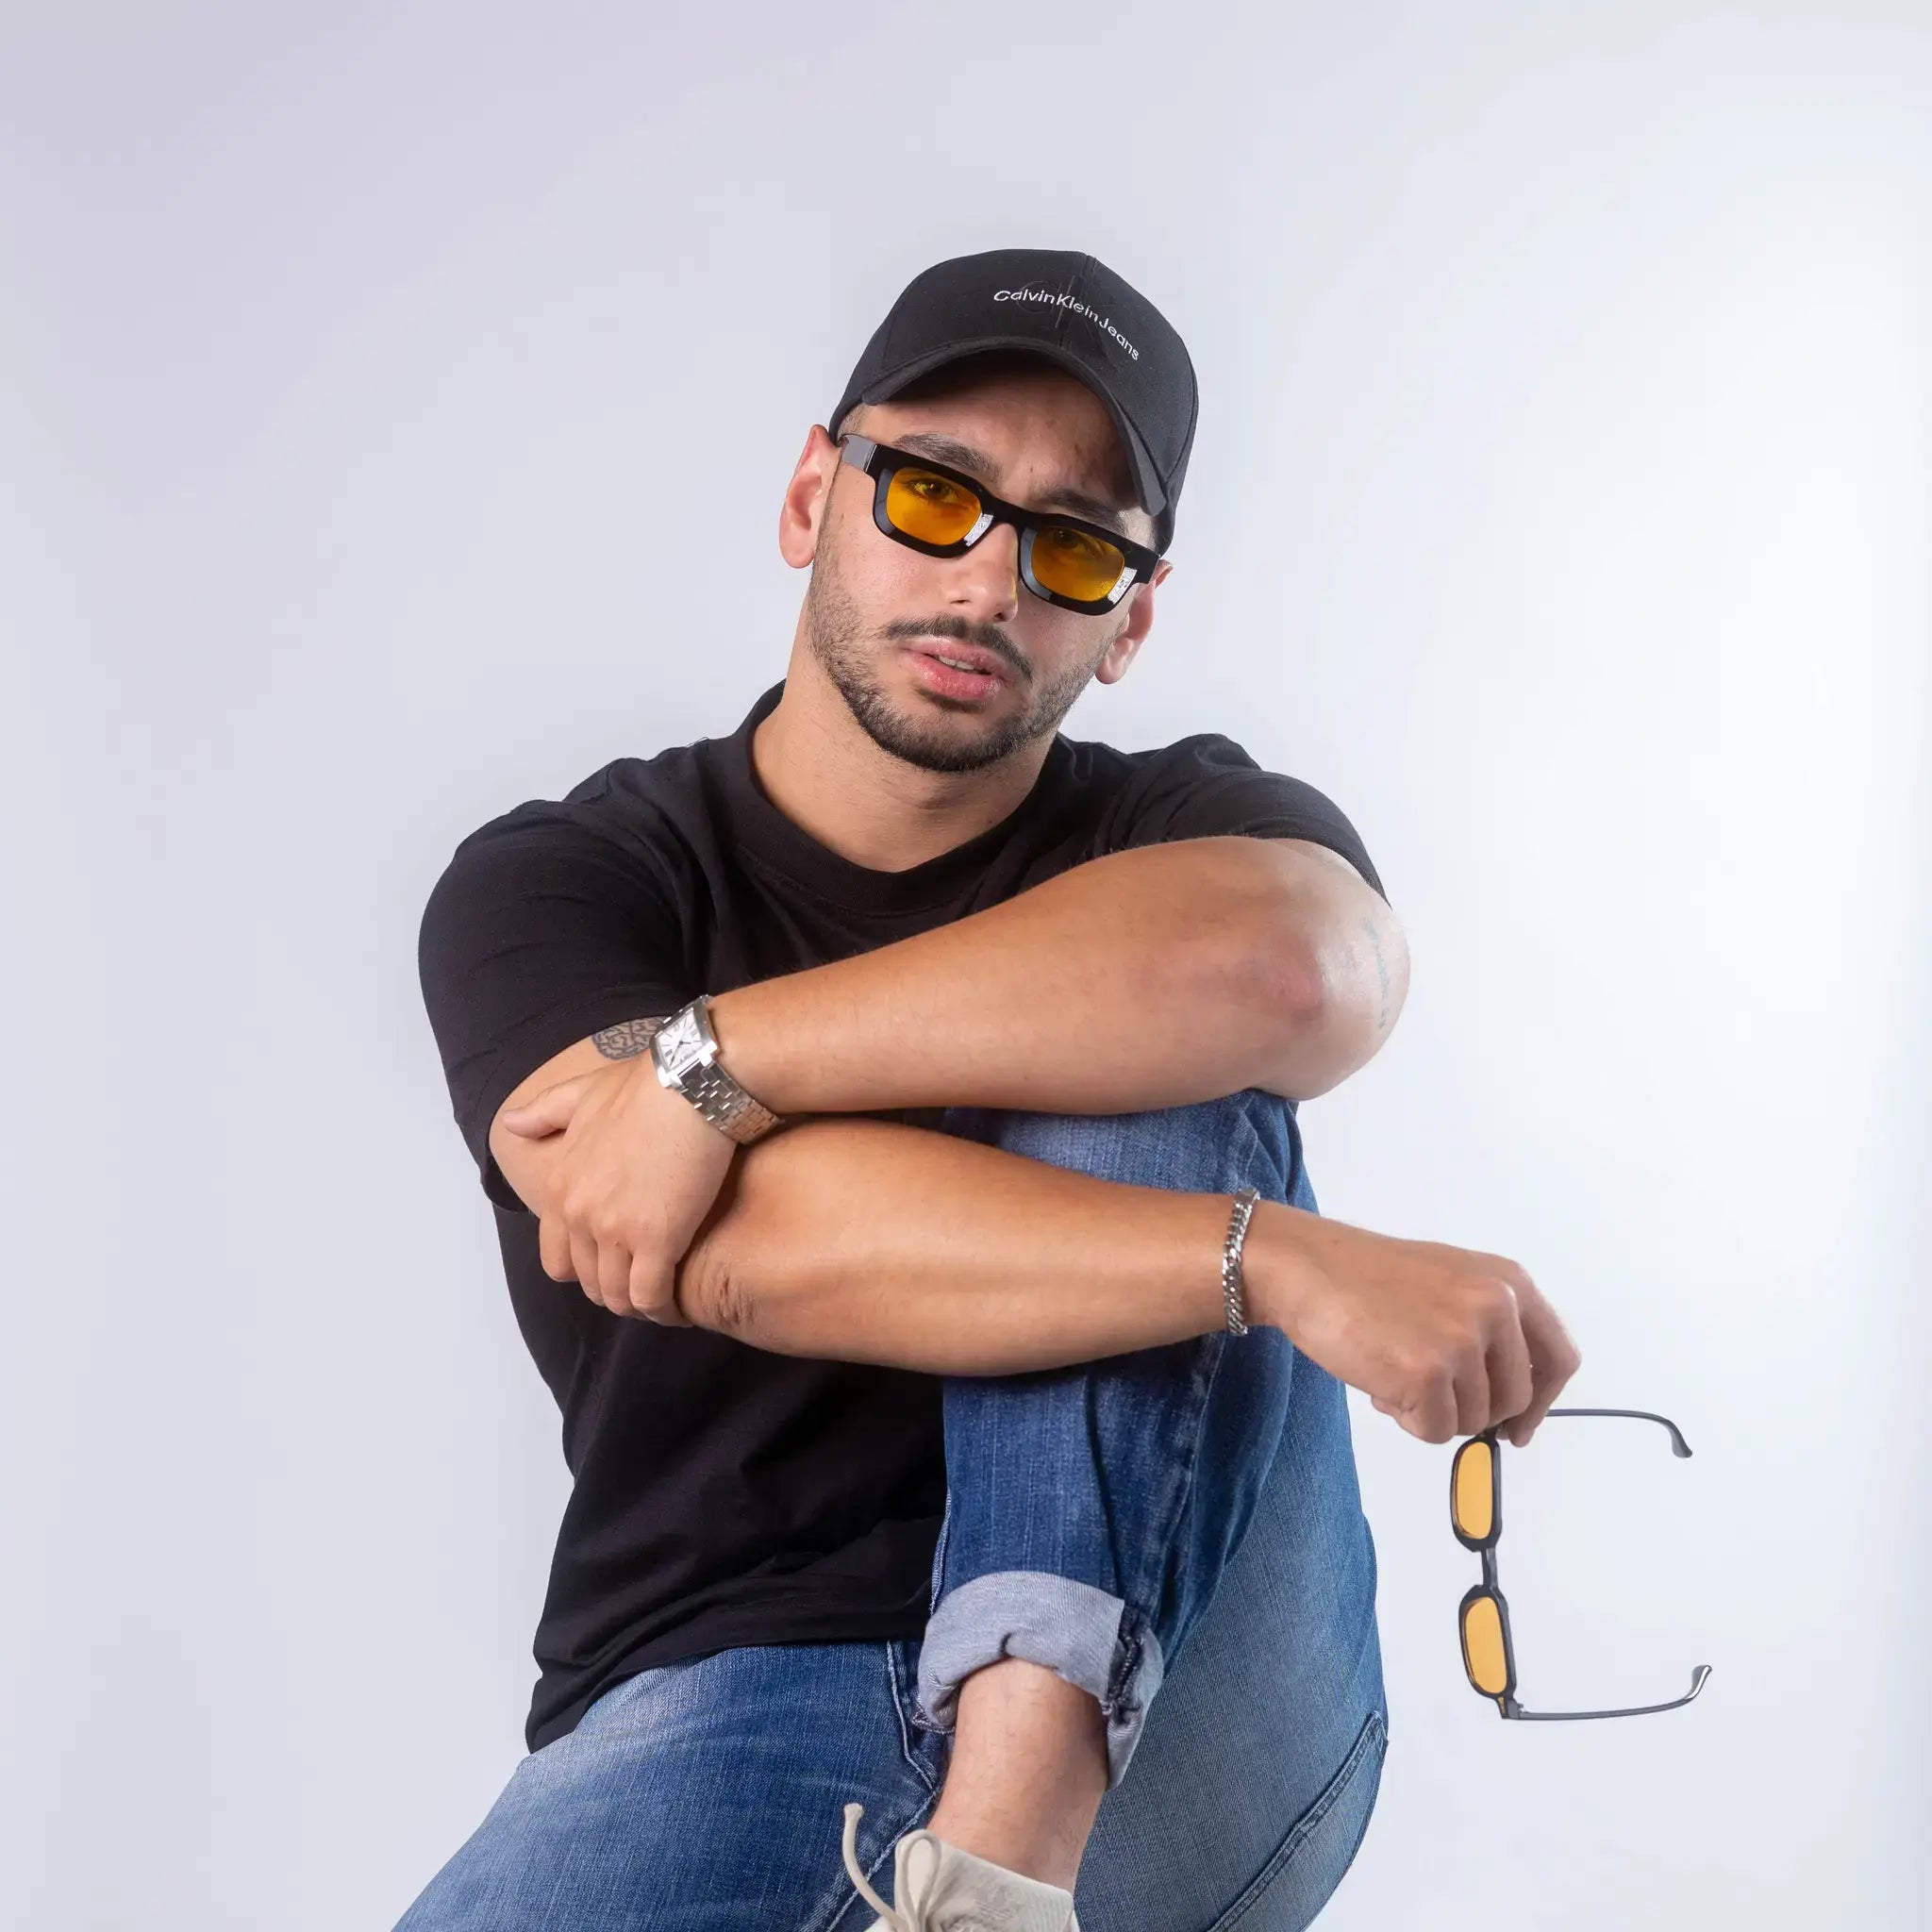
[1030,523,1127,602]
[1462,1594,1509,1697]
[886,467,983,545]
[1453,1439,1495,1541]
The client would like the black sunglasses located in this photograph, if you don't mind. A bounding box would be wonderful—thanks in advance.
[837,433,1161,616]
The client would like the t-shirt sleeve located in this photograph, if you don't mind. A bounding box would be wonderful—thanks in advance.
[416,807,691,1212]
[1107,733,1389,904]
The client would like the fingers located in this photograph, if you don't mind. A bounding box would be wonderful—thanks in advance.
[1503,1281,1583,1446]
[588,1230,681,1324]
[536,1209,684,1326]
[1322,1231,1581,1452]
[627,1251,690,1326]
[497,1080,580,1138]
[596,1236,636,1317]
[1401,1367,1463,1445]
[1483,1280,1536,1434]
[574,1226,625,1317]
[1448,1350,1492,1441]
[1399,1274,1539,1447]
[1439,1275,1537,1441]
[552,1216,632,1321]
[538,1212,575,1289]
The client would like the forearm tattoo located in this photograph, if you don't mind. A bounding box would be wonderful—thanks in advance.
[591,1015,670,1060]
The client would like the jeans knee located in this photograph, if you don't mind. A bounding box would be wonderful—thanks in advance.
[942,1087,1299,1202]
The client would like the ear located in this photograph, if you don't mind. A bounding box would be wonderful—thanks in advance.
[1092,557,1172,685]
[779,425,842,569]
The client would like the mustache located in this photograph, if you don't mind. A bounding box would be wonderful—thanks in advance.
[879,615,1029,681]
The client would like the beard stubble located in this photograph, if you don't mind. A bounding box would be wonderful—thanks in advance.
[801,516,1123,775]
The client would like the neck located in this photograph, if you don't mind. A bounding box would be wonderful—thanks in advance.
[751,641,1050,874]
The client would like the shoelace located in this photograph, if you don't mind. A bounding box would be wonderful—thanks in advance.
[841,1802,945,1932]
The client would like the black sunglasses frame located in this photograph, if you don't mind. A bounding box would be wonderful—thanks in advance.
[837,433,1162,616]
[1452,1407,1713,1723]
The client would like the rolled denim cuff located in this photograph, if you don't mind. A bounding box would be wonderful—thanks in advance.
[914,1570,1167,1790]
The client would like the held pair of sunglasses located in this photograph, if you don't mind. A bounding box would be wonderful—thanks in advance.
[838,433,1162,615]
[1452,1407,1713,1721]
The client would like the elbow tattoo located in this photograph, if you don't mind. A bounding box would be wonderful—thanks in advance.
[1361,917,1392,1035]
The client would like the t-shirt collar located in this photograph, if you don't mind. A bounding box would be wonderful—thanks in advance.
[710,678,1072,917]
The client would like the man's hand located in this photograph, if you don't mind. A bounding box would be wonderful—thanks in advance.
[496,1059,738,1324]
[1250,1207,1582,1446]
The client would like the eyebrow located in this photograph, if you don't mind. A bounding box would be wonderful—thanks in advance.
[888,430,1137,539]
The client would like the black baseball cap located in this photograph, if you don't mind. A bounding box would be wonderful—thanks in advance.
[829,248,1199,555]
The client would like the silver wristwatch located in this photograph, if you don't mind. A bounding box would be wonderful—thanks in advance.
[649,993,783,1144]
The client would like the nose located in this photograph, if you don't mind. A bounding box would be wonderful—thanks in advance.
[943,520,1023,625]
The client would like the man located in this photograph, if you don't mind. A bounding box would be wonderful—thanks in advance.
[403,248,1580,1932]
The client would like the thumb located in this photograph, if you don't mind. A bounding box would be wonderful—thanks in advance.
[498,1076,594,1137]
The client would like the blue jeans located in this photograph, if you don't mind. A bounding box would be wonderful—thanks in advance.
[396,1089,1387,1932]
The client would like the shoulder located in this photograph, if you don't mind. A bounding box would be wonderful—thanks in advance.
[417,745,713,983]
[439,739,707,872]
[1059,721,1386,903]
[1059,719,1275,782]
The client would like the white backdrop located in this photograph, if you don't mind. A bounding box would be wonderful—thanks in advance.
[7,5,1927,1926]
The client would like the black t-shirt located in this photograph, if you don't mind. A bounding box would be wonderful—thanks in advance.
[416,677,1386,1751]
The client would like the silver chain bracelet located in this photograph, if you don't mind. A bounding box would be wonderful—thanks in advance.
[1221,1185,1261,1335]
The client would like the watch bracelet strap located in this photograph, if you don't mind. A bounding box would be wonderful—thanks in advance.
[1222,1186,1261,1335]
[676,1049,782,1144]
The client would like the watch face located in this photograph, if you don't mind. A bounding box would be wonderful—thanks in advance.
[657,1006,708,1078]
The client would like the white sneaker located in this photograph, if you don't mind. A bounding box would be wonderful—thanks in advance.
[839,1803,1080,1932]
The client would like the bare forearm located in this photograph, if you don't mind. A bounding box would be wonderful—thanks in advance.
[706,837,1324,1116]
[676,1112,1303,1374]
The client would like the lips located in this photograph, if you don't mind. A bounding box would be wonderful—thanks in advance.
[906,640,1009,679]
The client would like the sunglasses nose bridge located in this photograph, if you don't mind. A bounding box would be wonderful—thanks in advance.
[941,508,1024,612]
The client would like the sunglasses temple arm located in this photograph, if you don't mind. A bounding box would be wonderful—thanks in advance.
[1507,1663,1713,1721]
[1541,1407,1693,1457]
